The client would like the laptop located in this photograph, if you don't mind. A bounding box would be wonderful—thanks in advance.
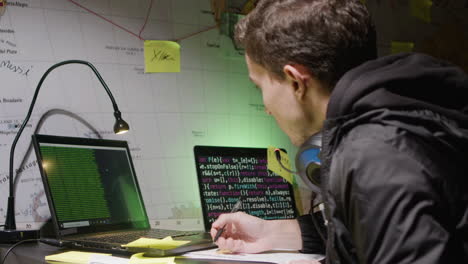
[193,145,297,231]
[32,134,215,256]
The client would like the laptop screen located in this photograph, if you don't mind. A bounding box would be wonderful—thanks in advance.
[33,134,149,236]
[194,146,297,231]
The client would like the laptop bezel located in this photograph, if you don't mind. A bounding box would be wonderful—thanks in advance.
[32,134,151,238]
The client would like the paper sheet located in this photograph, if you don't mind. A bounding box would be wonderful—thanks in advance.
[45,251,111,264]
[183,248,324,264]
[130,253,175,264]
[89,255,130,264]
[123,236,190,250]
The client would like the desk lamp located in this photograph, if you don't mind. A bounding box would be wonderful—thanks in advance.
[0,60,129,243]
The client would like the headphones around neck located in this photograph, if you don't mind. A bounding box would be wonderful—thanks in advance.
[274,132,322,193]
[275,132,327,233]
[295,132,322,194]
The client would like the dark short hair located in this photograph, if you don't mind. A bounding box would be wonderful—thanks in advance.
[235,0,377,88]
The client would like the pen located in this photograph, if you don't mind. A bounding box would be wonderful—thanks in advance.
[213,198,243,242]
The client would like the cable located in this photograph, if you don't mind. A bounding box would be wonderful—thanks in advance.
[0,239,38,264]
[68,0,141,40]
[174,25,218,42]
[138,0,154,40]
[274,148,298,174]
[39,238,73,248]
[310,204,327,244]
[68,0,216,42]
[0,238,73,264]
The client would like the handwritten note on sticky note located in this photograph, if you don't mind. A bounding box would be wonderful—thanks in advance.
[123,236,190,250]
[144,40,180,73]
[130,253,175,264]
[267,146,293,184]
[45,251,111,264]
[410,0,432,23]
[391,41,414,54]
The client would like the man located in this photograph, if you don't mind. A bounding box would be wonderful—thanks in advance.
[210,0,468,263]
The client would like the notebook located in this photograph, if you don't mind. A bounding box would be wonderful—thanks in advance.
[193,145,297,231]
[32,134,215,257]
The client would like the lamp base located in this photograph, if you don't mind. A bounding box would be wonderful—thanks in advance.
[0,229,39,243]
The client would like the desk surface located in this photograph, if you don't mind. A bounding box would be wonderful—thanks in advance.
[1,242,67,264]
[1,243,312,264]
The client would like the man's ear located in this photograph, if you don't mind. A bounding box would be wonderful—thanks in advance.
[283,64,310,100]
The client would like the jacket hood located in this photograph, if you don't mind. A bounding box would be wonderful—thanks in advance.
[327,52,468,122]
[325,53,468,151]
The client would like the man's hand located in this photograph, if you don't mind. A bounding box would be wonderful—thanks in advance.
[210,212,272,253]
[210,212,302,253]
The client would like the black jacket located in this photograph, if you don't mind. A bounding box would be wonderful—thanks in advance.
[299,53,468,263]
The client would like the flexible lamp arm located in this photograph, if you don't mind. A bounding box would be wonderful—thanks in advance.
[5,60,127,230]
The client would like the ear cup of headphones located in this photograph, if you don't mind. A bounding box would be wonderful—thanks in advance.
[295,132,322,194]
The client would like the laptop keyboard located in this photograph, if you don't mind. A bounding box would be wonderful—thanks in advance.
[78,229,202,244]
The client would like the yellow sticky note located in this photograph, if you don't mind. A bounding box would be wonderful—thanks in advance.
[409,0,432,23]
[241,0,256,14]
[123,236,190,250]
[130,253,175,264]
[267,146,293,184]
[45,251,111,264]
[391,41,414,54]
[144,40,181,73]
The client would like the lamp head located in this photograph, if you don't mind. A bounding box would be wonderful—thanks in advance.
[114,118,129,134]
[113,111,130,134]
